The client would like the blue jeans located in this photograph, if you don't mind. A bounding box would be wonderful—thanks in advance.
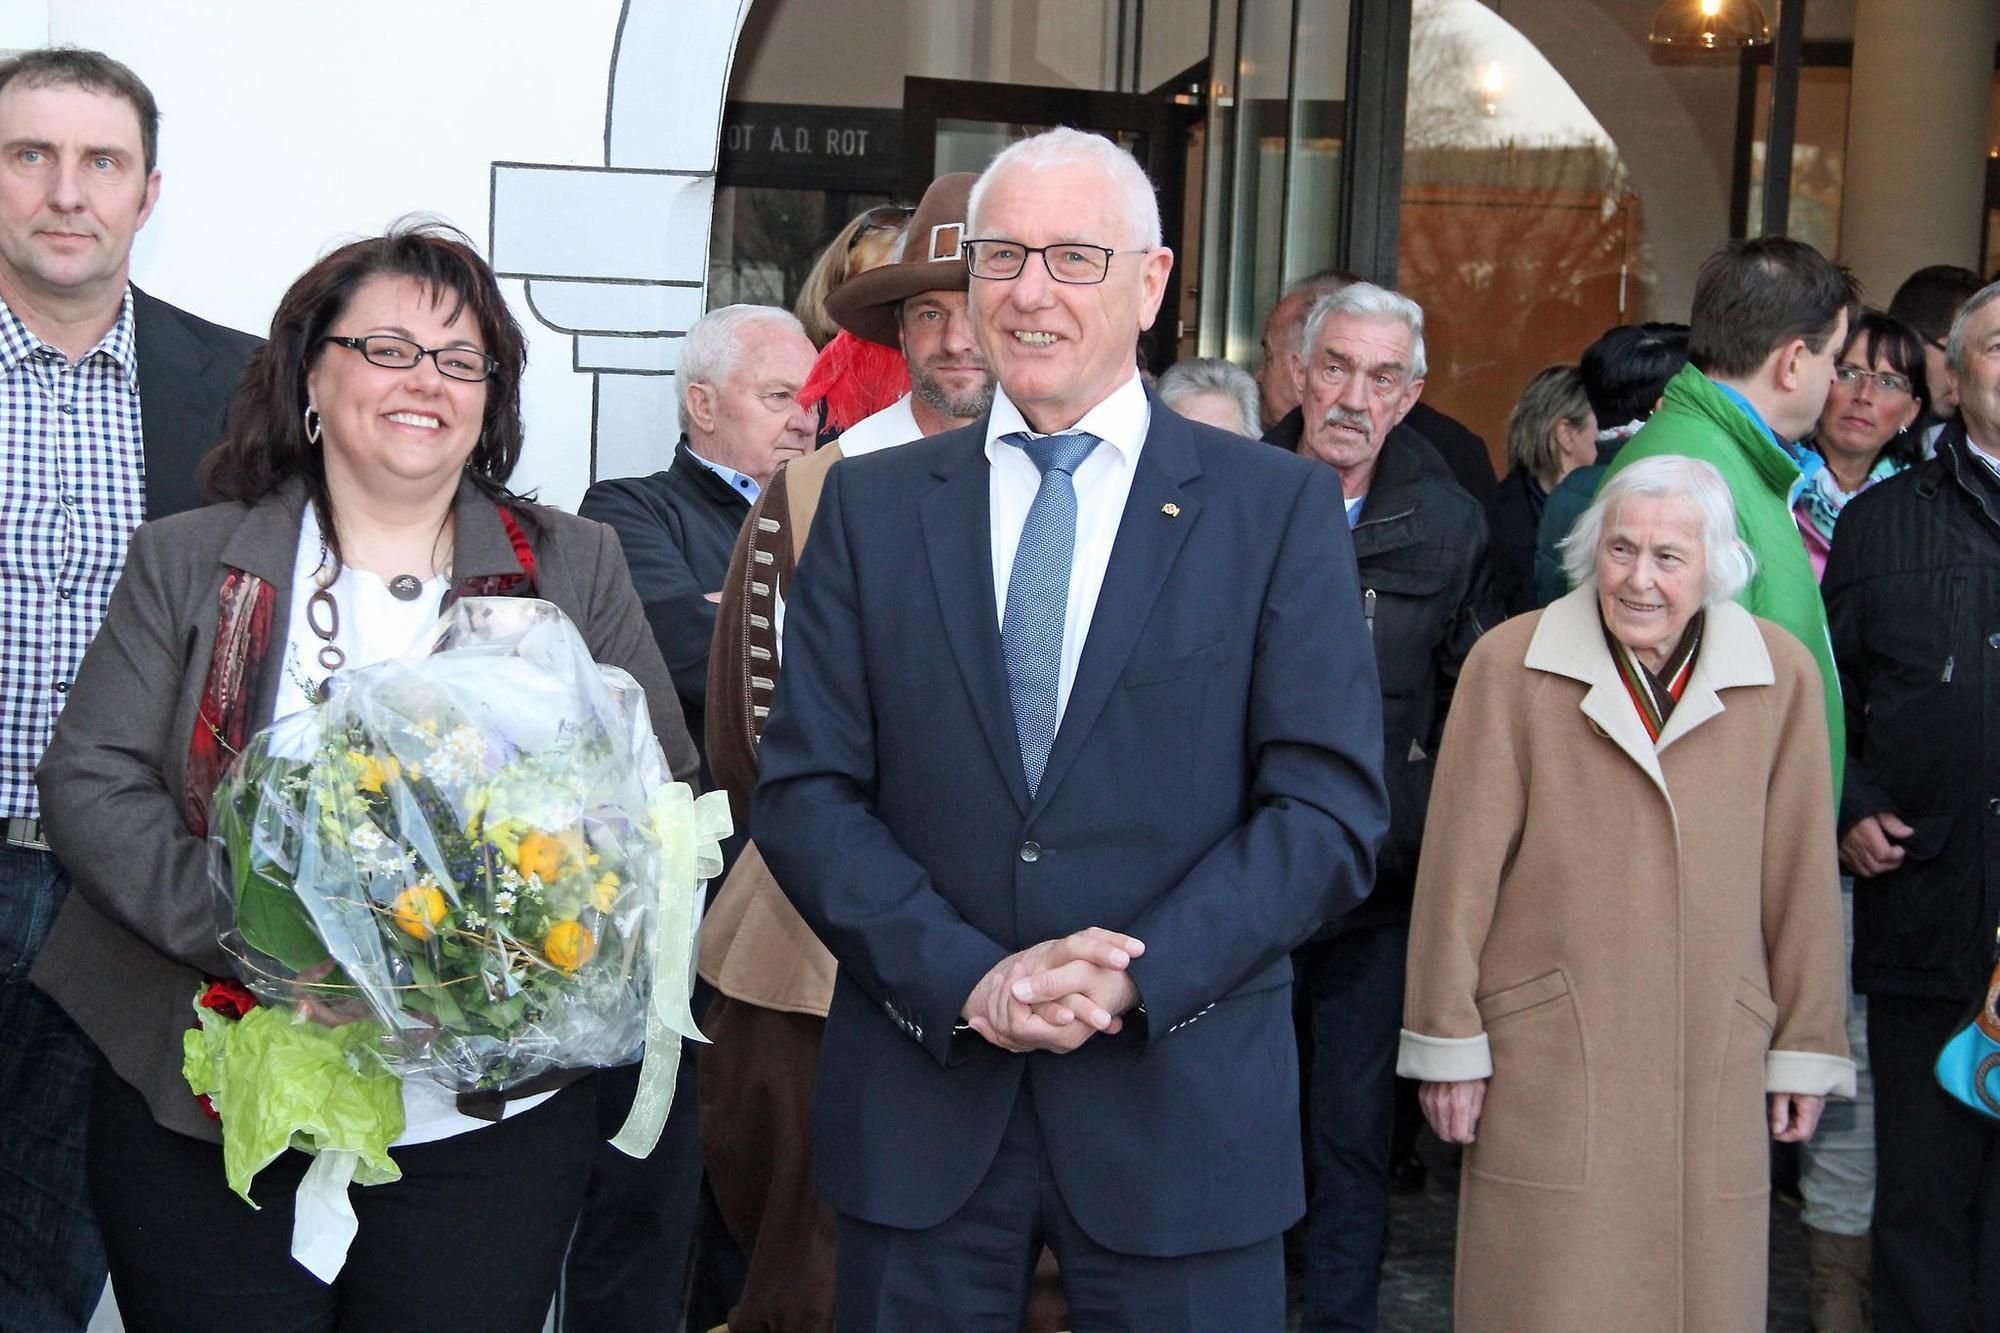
[0,846,106,1331]
[1298,922,1408,1333]
[1799,879,1874,1236]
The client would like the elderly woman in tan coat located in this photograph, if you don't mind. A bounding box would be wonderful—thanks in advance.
[1399,454,1854,1331]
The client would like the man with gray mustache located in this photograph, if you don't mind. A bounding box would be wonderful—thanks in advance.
[1289,282,1495,1331]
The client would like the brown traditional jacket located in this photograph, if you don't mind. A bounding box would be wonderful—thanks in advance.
[701,444,843,1015]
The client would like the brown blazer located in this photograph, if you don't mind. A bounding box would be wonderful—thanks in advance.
[1398,589,1852,1331]
[700,443,841,1015]
[32,477,700,1142]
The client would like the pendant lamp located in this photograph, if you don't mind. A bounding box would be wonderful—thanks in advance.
[1647,0,1771,48]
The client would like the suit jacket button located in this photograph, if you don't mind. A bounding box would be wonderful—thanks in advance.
[1019,841,1041,863]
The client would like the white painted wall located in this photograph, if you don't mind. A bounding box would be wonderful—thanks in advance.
[41,0,658,509]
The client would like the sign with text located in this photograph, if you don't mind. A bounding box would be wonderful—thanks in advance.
[719,102,903,193]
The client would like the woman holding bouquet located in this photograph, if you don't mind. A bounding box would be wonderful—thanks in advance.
[31,222,699,1329]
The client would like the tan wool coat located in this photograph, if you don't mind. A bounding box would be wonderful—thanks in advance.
[1399,588,1854,1332]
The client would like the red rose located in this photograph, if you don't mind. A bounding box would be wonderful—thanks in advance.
[198,978,260,1021]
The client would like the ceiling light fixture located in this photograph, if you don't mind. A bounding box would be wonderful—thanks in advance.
[1648,0,1772,49]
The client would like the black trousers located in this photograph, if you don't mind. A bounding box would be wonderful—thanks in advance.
[89,1060,597,1333]
[558,1036,715,1332]
[1868,992,2000,1332]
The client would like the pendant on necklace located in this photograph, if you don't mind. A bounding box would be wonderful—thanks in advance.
[388,574,424,601]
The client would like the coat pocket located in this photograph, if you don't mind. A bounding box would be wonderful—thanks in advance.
[1714,978,1778,1199]
[1469,968,1588,1188]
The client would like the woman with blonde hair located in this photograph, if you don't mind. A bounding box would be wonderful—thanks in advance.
[1492,364,1597,614]
[792,202,910,348]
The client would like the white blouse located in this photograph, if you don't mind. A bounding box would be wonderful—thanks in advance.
[275,505,552,1145]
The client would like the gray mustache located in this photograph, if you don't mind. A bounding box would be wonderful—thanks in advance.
[1321,409,1371,438]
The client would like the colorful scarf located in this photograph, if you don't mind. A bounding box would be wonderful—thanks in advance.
[185,506,537,837]
[1604,608,1704,743]
[1794,451,1905,548]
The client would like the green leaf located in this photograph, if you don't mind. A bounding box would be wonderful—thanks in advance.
[223,804,329,972]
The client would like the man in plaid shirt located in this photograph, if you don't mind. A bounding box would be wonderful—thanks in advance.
[0,48,256,1330]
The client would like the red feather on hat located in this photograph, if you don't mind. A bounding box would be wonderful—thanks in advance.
[799,329,911,435]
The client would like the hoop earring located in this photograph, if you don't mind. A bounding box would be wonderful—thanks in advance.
[304,404,323,445]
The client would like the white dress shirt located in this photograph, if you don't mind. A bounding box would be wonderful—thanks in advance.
[836,393,921,458]
[984,371,1150,725]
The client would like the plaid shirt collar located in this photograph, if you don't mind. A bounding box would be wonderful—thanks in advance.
[0,286,139,390]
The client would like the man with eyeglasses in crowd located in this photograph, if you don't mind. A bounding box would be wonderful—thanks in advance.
[1889,263,1984,453]
[0,46,257,1331]
[569,301,814,1330]
[755,126,1387,1326]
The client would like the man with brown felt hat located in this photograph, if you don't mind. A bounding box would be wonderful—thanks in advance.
[698,171,1030,1332]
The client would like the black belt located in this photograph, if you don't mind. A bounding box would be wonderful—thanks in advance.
[3,817,50,851]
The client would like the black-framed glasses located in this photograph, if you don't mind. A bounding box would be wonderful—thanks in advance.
[962,238,1119,285]
[1835,364,1913,396]
[323,334,498,383]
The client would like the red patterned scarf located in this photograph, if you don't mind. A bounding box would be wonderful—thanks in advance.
[184,506,537,837]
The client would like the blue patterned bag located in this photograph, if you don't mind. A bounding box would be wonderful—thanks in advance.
[1935,962,2000,1118]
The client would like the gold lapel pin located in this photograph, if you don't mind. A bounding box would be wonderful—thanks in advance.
[1161,503,1181,518]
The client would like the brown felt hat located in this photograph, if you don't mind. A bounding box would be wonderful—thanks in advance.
[825,173,977,349]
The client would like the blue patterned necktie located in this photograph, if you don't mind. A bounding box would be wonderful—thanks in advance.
[1001,430,1101,796]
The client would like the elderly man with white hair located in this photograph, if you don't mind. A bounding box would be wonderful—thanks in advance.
[1287,280,1494,1330]
[1399,453,1853,1332]
[573,301,812,1328]
[756,126,1387,1326]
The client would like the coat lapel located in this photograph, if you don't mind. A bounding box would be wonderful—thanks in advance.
[1654,601,1773,752]
[1528,588,1670,799]
[1031,410,1201,810]
[1529,590,1777,799]
[918,437,1030,814]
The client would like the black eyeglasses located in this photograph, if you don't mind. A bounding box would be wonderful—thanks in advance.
[323,335,498,384]
[962,239,1120,286]
[1834,364,1913,396]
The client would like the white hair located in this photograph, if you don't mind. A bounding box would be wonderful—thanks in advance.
[1156,358,1261,436]
[1947,278,2000,375]
[677,304,807,421]
[1300,282,1428,381]
[966,127,1162,250]
[1558,454,1757,606]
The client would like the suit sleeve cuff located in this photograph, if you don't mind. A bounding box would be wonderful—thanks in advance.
[1396,1029,1492,1081]
[1766,1050,1857,1099]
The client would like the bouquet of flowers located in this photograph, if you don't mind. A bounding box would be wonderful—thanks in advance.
[187,598,726,1241]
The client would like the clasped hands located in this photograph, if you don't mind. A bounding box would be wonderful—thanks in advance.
[962,927,1144,1054]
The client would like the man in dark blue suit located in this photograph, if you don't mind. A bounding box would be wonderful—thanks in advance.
[755,127,1389,1329]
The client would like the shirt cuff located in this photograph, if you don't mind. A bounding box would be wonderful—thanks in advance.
[1396,1029,1493,1082]
[1766,1049,1857,1099]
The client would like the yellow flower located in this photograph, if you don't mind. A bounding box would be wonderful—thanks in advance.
[544,920,597,974]
[515,831,568,882]
[390,883,449,941]
[349,751,400,794]
[590,872,620,912]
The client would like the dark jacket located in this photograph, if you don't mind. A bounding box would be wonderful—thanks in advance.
[1264,400,1500,513]
[1489,465,1546,617]
[755,402,1388,1255]
[1825,426,2000,1002]
[1533,435,1633,606]
[1343,432,1495,929]
[32,479,698,1141]
[130,286,261,518]
[579,439,753,778]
